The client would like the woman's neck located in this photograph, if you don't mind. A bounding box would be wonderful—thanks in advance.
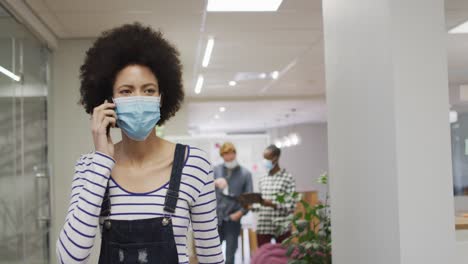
[118,128,163,166]
[269,165,281,176]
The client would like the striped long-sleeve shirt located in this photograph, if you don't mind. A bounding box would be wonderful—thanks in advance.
[56,146,224,264]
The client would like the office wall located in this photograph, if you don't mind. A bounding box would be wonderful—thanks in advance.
[268,122,329,197]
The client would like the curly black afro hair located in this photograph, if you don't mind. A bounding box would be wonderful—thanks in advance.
[79,22,184,125]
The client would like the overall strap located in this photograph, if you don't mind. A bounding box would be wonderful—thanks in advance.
[100,180,111,218]
[99,178,112,231]
[164,143,186,213]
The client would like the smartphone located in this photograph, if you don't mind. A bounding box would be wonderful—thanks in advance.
[106,97,115,136]
[106,124,111,136]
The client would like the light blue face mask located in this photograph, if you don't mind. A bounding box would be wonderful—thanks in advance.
[263,159,274,171]
[113,96,161,141]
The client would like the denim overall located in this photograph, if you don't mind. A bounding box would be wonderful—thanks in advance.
[98,144,186,264]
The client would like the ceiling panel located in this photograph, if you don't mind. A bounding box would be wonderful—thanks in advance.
[38,0,204,13]
[24,0,468,131]
[26,0,323,99]
[446,0,468,97]
[187,98,326,133]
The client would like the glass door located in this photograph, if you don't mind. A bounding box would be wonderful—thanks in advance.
[0,4,50,264]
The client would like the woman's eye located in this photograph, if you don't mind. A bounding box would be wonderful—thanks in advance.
[145,89,156,94]
[120,90,131,94]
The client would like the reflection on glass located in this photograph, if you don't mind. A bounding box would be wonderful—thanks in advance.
[0,4,50,264]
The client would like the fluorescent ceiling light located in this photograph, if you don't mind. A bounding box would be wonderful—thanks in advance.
[0,65,20,82]
[195,75,204,94]
[229,81,236,86]
[271,71,279,79]
[450,111,458,123]
[259,73,267,79]
[219,106,226,112]
[202,38,215,67]
[450,20,468,34]
[274,133,301,149]
[289,133,300,145]
[275,140,282,148]
[207,0,283,12]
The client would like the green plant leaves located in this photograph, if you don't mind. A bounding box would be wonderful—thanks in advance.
[277,173,332,264]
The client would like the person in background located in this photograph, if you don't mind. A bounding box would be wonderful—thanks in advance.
[214,142,253,264]
[252,144,296,248]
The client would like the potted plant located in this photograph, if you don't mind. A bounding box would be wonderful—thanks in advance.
[276,173,331,264]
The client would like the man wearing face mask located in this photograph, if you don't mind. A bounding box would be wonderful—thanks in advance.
[213,142,253,264]
[251,144,296,248]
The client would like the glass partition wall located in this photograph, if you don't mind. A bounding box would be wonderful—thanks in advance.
[0,4,50,264]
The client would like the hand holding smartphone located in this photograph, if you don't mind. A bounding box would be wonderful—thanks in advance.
[91,99,116,157]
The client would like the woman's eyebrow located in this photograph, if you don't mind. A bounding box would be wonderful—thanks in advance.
[117,84,134,89]
[142,83,158,88]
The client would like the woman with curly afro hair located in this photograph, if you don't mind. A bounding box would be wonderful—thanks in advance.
[56,23,224,264]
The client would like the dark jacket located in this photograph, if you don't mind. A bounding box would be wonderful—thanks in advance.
[213,164,253,225]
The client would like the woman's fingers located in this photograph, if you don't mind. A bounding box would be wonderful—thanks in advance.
[92,101,117,133]
[91,100,116,157]
[96,109,117,127]
[103,109,117,120]
[95,101,115,111]
[100,116,116,131]
[102,110,117,128]
[92,101,115,119]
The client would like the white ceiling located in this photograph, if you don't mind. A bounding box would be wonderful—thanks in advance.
[21,0,468,132]
[447,0,468,90]
[188,97,326,133]
[445,0,468,113]
[23,0,325,133]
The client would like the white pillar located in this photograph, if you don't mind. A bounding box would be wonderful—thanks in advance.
[322,1,456,263]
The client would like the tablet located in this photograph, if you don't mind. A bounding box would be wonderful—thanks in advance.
[238,192,263,206]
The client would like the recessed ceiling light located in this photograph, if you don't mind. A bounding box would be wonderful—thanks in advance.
[207,0,283,12]
[219,107,226,112]
[271,71,279,79]
[229,81,236,86]
[289,133,300,145]
[202,38,215,67]
[275,140,283,148]
[0,65,20,82]
[449,21,468,34]
[195,75,204,94]
[214,114,220,119]
[259,73,267,79]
